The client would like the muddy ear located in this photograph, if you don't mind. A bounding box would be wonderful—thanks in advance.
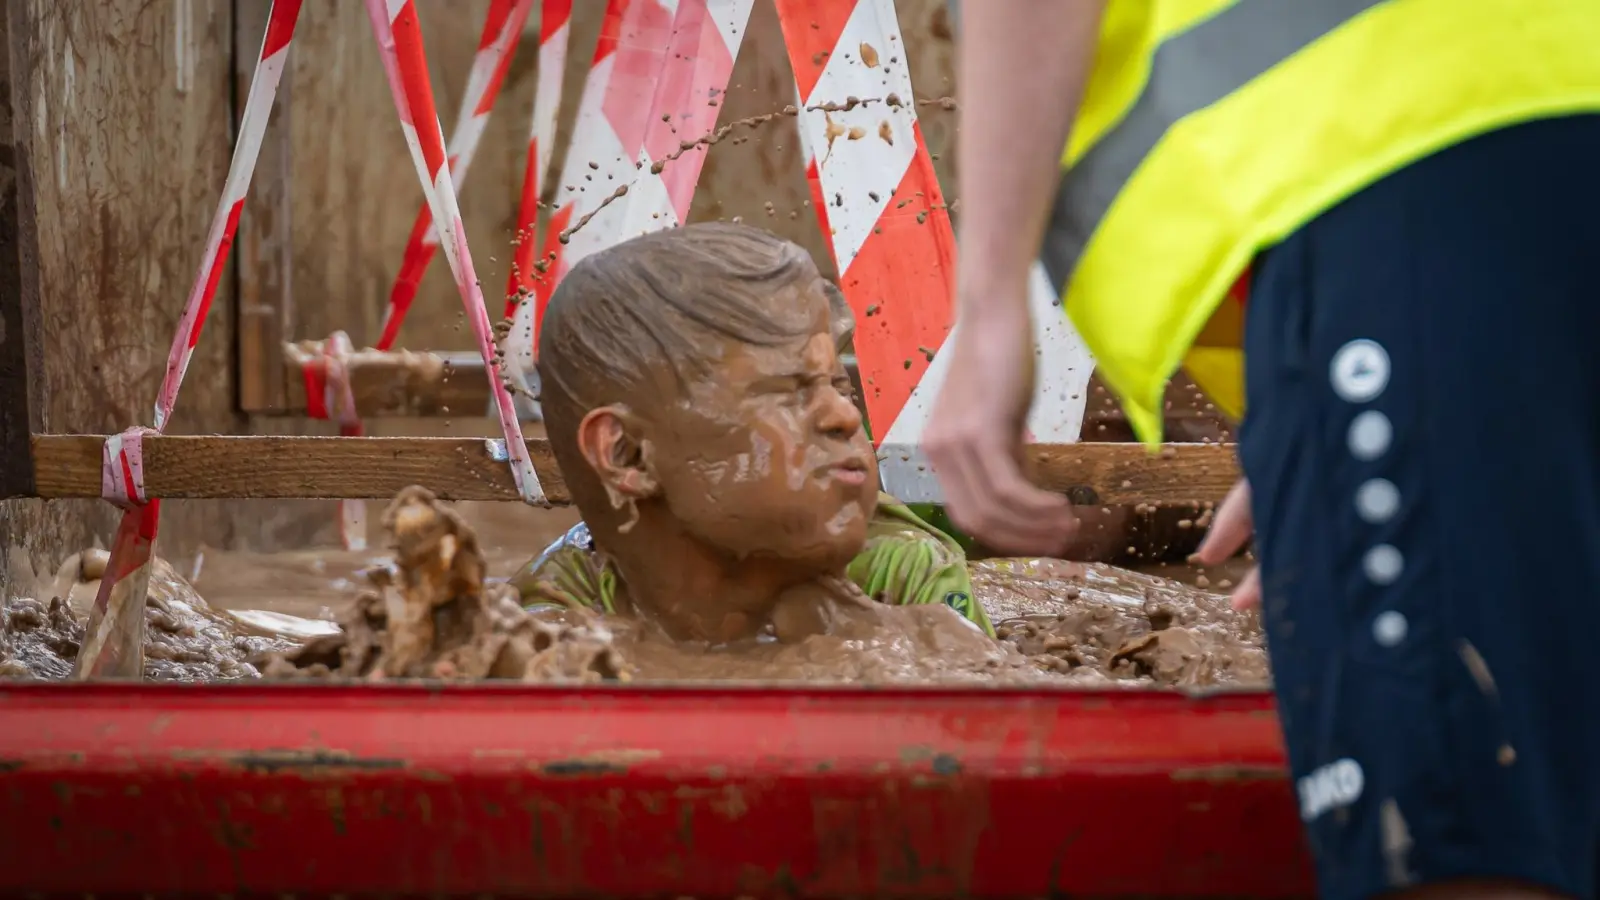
[574,405,660,533]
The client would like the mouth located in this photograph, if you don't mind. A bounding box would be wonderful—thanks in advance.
[821,457,870,487]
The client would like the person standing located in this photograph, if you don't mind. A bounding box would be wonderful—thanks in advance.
[924,2,1600,899]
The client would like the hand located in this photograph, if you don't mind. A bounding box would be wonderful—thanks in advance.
[1194,477,1261,611]
[924,288,1078,556]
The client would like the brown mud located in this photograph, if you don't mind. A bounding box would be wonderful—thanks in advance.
[185,499,579,622]
[0,551,305,681]
[2,488,1265,689]
[978,558,1266,687]
[261,487,624,683]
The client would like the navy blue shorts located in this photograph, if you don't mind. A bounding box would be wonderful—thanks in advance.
[1240,114,1600,900]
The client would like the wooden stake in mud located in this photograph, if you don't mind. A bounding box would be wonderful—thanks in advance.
[73,0,306,681]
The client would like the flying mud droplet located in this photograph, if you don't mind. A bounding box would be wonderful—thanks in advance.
[860,42,880,68]
[824,112,846,149]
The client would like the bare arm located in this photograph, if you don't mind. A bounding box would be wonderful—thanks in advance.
[955,0,1105,328]
[923,2,1106,556]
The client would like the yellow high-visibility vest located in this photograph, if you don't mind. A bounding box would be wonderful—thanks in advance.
[1043,0,1600,447]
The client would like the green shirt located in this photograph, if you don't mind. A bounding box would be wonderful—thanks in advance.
[510,492,994,636]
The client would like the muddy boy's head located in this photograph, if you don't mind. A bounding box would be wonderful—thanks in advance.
[538,223,878,578]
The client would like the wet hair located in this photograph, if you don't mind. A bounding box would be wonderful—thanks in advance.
[537,223,826,490]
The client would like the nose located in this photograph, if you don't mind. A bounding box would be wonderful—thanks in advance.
[813,382,864,439]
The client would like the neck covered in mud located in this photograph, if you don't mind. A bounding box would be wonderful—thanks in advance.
[597,505,836,643]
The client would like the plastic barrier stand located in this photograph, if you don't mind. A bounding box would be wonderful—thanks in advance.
[0,683,1313,898]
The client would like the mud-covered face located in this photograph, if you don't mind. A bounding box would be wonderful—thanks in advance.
[648,283,878,573]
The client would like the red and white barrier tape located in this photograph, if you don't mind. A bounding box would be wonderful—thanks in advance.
[774,0,956,442]
[332,2,534,546]
[365,0,546,506]
[505,0,574,320]
[507,0,675,379]
[618,0,753,236]
[77,0,306,680]
[774,0,1095,500]
[102,427,156,510]
[300,332,371,550]
[377,0,535,351]
[154,2,301,430]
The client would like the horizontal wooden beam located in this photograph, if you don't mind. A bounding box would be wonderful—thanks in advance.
[278,346,493,417]
[22,435,1238,505]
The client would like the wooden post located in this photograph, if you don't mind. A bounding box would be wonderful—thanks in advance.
[0,0,43,500]
[234,0,294,413]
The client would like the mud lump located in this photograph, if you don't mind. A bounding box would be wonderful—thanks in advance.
[262,486,627,683]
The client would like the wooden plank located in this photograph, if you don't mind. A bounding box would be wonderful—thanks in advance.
[234,0,295,412]
[0,0,42,499]
[27,434,569,502]
[280,346,492,417]
[25,435,1239,505]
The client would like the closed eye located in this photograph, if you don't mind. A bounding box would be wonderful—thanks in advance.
[749,375,804,396]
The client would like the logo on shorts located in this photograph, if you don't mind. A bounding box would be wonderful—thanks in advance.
[943,591,973,618]
[1297,757,1365,821]
[1330,339,1390,403]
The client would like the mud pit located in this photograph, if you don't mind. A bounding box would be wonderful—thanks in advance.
[1,489,1267,689]
[0,551,308,681]
[978,559,1267,687]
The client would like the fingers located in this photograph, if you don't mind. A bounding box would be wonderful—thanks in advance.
[919,302,1075,556]
[1190,478,1260,611]
[1229,564,1262,611]
[927,433,1078,557]
[1195,477,1252,566]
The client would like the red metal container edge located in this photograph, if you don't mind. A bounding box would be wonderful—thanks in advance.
[0,682,1312,899]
